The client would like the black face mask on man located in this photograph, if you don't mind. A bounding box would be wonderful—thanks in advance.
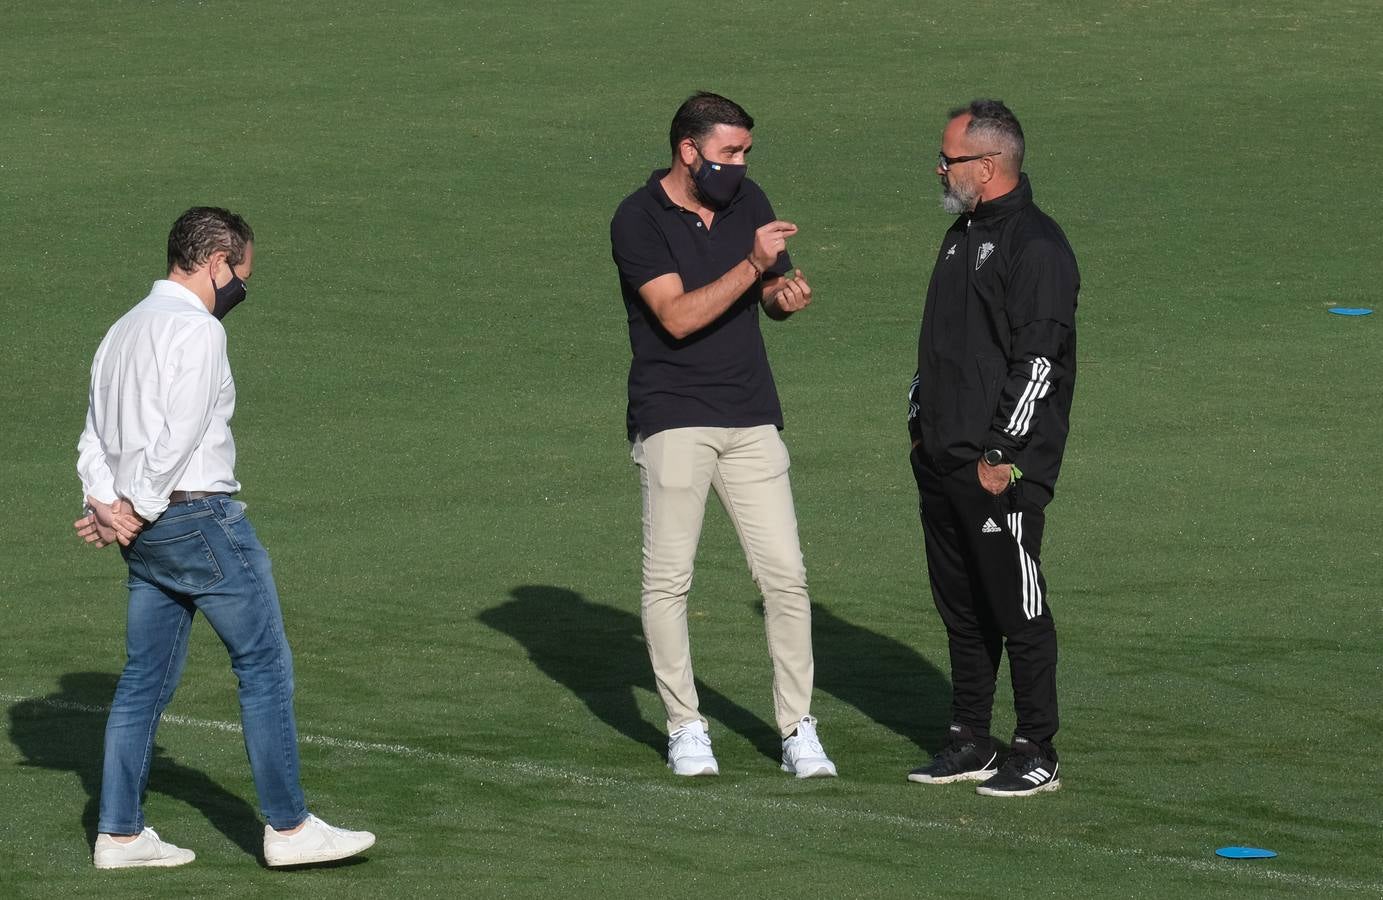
[691,142,747,209]
[211,260,248,320]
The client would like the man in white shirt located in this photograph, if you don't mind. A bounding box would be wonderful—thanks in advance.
[74,207,375,869]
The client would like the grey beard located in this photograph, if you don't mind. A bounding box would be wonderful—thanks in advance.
[940,184,976,215]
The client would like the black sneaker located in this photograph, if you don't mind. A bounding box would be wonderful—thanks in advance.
[975,737,1060,797]
[907,725,998,784]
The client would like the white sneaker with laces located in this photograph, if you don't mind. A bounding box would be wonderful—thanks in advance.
[263,814,376,867]
[93,827,196,869]
[667,721,719,776]
[781,715,838,778]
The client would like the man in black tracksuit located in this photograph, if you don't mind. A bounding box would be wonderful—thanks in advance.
[906,100,1079,797]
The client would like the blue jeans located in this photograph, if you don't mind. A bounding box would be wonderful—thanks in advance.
[98,495,308,834]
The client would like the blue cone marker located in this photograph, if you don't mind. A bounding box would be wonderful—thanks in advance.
[1216,846,1277,859]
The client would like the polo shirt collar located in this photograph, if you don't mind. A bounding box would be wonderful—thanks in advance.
[151,279,212,313]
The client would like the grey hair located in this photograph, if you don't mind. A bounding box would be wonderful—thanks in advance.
[949,99,1025,171]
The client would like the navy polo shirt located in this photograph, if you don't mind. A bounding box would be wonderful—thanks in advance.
[610,168,791,441]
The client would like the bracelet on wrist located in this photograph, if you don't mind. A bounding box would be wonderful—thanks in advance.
[746,255,763,277]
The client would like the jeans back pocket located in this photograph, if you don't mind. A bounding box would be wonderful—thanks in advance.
[135,529,225,591]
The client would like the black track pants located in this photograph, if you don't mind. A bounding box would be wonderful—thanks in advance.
[911,449,1059,745]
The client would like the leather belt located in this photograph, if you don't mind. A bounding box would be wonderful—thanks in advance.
[168,490,229,504]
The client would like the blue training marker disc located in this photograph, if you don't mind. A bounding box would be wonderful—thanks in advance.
[1328,307,1373,316]
[1216,846,1278,859]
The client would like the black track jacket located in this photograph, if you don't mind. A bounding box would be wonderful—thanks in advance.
[907,174,1079,503]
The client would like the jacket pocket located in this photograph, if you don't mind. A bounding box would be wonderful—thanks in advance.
[976,355,1006,422]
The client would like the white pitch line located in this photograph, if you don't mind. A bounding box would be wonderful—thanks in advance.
[4,692,1378,895]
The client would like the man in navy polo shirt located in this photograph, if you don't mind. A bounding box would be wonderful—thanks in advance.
[609,91,836,779]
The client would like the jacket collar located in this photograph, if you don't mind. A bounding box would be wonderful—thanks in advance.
[970,173,1032,223]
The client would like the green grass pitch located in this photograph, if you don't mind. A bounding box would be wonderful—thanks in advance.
[2,1,1380,896]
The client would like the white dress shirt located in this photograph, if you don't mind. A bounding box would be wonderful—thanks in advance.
[77,280,240,522]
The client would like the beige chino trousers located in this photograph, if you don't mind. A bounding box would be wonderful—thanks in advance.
[631,425,815,738]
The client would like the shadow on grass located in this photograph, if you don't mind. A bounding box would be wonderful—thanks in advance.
[480,586,782,763]
[809,604,952,753]
[7,672,262,859]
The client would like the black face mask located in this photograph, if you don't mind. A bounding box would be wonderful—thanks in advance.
[691,143,747,209]
[211,261,248,320]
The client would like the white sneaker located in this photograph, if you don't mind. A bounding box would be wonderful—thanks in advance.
[263,814,376,867]
[93,828,195,869]
[667,721,719,776]
[781,716,838,778]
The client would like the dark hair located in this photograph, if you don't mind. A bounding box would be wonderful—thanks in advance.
[949,99,1025,169]
[166,206,254,274]
[668,91,754,154]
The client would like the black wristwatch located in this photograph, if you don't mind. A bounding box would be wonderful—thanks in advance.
[982,448,1007,467]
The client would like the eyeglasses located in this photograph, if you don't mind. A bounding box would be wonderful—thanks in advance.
[937,150,1002,173]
